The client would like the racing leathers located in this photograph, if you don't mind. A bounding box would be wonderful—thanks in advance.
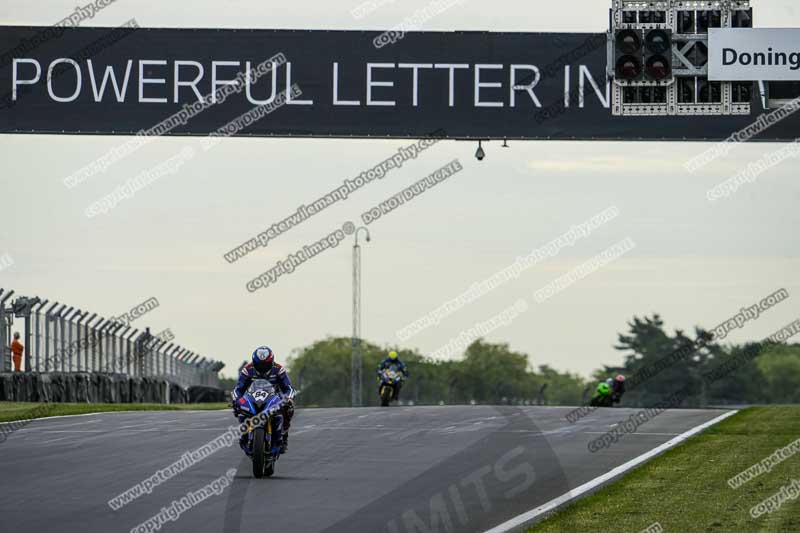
[610,378,625,404]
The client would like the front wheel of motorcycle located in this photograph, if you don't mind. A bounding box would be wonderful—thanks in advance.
[252,427,266,478]
[380,386,391,407]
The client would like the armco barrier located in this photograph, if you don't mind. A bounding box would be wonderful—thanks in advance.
[187,385,228,403]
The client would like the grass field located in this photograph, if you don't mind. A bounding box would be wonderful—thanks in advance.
[529,407,800,532]
[0,401,228,423]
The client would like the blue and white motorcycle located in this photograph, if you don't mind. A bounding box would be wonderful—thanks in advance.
[234,379,286,478]
[378,368,403,407]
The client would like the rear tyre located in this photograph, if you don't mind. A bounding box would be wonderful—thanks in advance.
[265,459,275,477]
[252,427,266,478]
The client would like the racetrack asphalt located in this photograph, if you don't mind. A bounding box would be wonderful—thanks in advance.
[0,405,731,533]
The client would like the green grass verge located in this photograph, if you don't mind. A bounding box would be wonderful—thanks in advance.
[529,407,800,533]
[0,401,228,423]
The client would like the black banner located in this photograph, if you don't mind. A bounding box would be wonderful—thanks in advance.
[0,25,798,141]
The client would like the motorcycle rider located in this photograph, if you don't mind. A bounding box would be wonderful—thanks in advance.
[376,350,409,400]
[589,374,625,408]
[608,374,626,404]
[232,346,295,454]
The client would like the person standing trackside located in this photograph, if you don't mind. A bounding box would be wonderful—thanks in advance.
[10,332,24,372]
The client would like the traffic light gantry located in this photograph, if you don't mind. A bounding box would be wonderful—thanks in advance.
[608,0,754,117]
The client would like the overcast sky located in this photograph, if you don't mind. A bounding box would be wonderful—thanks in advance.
[1,0,798,379]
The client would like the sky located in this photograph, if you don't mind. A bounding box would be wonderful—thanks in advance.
[0,0,799,379]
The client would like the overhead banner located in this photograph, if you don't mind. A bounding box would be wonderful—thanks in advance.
[709,28,800,81]
[1,25,799,141]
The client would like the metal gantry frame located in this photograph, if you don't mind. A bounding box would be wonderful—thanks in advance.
[609,0,754,116]
[0,289,223,387]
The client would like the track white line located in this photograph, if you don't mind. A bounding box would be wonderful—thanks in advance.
[584,431,681,436]
[483,410,739,533]
[0,411,101,428]
[33,419,102,429]
[34,436,75,444]
[0,408,228,429]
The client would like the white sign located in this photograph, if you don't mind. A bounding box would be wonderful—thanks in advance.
[709,28,800,81]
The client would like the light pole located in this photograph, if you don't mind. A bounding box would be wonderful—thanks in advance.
[352,226,371,407]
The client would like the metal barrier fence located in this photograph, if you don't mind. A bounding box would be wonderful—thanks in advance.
[0,289,223,388]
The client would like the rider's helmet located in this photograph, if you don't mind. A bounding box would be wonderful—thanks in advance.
[615,374,626,382]
[389,351,398,360]
[252,346,275,374]
[597,382,611,395]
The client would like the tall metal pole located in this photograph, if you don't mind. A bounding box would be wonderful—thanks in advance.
[351,227,370,408]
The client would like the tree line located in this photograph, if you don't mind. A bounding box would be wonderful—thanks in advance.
[221,314,800,408]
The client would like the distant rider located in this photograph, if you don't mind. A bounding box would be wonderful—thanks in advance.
[232,346,296,454]
[608,374,626,404]
[376,351,408,400]
[605,374,625,403]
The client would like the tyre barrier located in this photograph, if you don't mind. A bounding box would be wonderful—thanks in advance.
[0,372,223,403]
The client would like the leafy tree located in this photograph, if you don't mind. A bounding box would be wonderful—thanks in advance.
[224,317,798,409]
[611,314,800,407]
[704,342,767,405]
[756,344,800,404]
[285,337,586,407]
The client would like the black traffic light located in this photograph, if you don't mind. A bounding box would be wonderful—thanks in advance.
[615,29,672,82]
[615,29,643,81]
[643,29,672,81]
